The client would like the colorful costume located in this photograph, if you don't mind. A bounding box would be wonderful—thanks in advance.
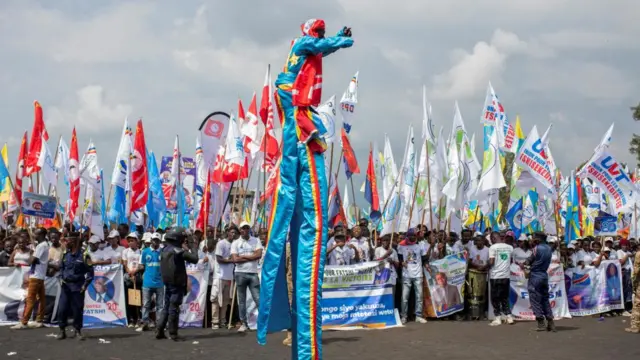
[258,19,353,360]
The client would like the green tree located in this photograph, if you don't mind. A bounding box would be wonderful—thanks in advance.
[628,102,640,165]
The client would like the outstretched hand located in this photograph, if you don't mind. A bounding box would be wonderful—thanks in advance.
[343,26,352,37]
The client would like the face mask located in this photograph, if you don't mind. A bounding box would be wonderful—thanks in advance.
[98,243,106,250]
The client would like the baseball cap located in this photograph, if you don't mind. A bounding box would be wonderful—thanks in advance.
[88,235,102,244]
[239,221,251,229]
[568,243,575,249]
[505,230,515,238]
[142,232,153,243]
[107,230,120,239]
[604,236,614,243]
[547,236,558,243]
[517,234,527,241]
[126,232,139,240]
[151,232,162,241]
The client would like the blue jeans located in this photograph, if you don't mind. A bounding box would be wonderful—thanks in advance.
[235,273,260,325]
[401,277,423,319]
[141,287,165,325]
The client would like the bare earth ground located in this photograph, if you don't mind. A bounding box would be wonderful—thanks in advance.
[0,317,638,360]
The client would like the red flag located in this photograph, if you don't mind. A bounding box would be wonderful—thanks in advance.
[365,145,381,221]
[13,132,28,205]
[260,158,282,203]
[341,128,360,179]
[260,66,279,172]
[212,147,249,183]
[24,101,50,176]
[68,128,80,221]
[196,169,212,231]
[130,120,148,213]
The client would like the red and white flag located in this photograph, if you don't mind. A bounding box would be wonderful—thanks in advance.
[240,94,264,158]
[259,66,280,172]
[195,168,212,231]
[67,128,80,221]
[24,101,50,176]
[11,132,28,206]
[130,120,148,213]
[213,115,248,183]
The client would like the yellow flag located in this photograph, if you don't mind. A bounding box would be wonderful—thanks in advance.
[514,116,525,152]
[0,144,10,202]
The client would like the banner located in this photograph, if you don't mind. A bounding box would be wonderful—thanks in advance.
[21,192,57,219]
[579,151,635,211]
[179,263,209,328]
[160,156,196,214]
[594,216,618,236]
[488,263,571,321]
[424,253,467,318]
[321,262,401,330]
[83,264,127,328]
[515,126,554,191]
[0,267,60,326]
[565,260,624,316]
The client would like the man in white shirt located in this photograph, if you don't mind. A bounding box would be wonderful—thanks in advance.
[454,229,476,255]
[397,228,428,324]
[375,236,399,291]
[122,232,142,327]
[488,232,514,326]
[231,222,263,333]
[12,228,49,329]
[212,227,236,329]
[347,226,371,262]
[106,230,125,261]
[327,232,357,265]
[87,236,112,265]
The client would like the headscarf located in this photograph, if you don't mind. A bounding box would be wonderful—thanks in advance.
[301,18,325,38]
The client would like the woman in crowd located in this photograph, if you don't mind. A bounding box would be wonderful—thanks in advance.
[8,235,31,267]
[512,234,531,265]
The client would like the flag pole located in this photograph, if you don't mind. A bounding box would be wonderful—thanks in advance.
[328,144,335,181]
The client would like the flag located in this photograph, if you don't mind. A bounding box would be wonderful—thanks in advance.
[315,95,338,143]
[260,158,281,203]
[111,119,133,189]
[595,123,614,153]
[213,115,249,183]
[24,101,50,176]
[477,125,506,193]
[55,137,70,186]
[240,94,264,157]
[0,144,10,202]
[515,125,554,191]
[130,120,148,213]
[506,197,524,240]
[514,115,525,152]
[36,134,57,190]
[146,150,167,227]
[364,145,381,222]
[13,132,28,205]
[195,169,212,231]
[260,66,279,171]
[328,178,346,227]
[68,128,80,221]
[341,128,359,179]
[80,141,100,189]
[565,172,580,244]
[339,71,359,133]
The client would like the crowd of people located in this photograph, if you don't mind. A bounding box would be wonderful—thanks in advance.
[1,219,639,343]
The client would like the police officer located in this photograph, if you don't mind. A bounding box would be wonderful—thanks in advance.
[156,228,198,341]
[525,232,555,332]
[56,232,94,340]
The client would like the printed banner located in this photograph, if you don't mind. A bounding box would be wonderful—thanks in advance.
[565,260,624,316]
[179,263,209,328]
[424,253,467,318]
[594,216,618,236]
[83,264,127,328]
[515,126,554,191]
[21,192,57,219]
[580,151,635,211]
[0,267,60,326]
[488,263,571,321]
[160,156,196,214]
[321,262,401,330]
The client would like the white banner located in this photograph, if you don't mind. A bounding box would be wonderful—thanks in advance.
[489,263,571,321]
[179,263,209,328]
[0,267,60,326]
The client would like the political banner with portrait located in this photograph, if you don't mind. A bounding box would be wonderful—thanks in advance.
[424,253,467,318]
[83,264,127,328]
[488,263,571,321]
[565,260,624,316]
[0,267,60,326]
[160,156,196,214]
[179,263,209,328]
[321,262,401,330]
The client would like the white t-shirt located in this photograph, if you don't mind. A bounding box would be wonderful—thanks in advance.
[110,245,125,259]
[571,250,593,267]
[101,247,122,264]
[327,245,355,266]
[347,237,371,263]
[551,250,561,264]
[453,240,475,254]
[88,249,108,263]
[469,246,489,268]
[215,239,234,280]
[398,243,427,279]
[231,237,263,274]
[512,248,532,265]
[489,243,513,279]
[375,246,398,284]
[122,248,141,272]
[30,241,50,280]
[618,250,633,271]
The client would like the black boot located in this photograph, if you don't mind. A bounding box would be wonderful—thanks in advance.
[535,318,546,331]
[155,328,167,340]
[546,318,557,332]
[75,329,85,341]
[56,329,67,340]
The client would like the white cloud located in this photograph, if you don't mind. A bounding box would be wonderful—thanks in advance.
[47,85,132,134]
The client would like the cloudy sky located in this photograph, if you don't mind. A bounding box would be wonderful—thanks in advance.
[1,0,639,196]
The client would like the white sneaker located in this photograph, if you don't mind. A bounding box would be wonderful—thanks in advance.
[622,311,632,317]
[489,316,502,326]
[27,321,44,328]
[127,323,135,328]
[506,315,515,325]
[11,323,27,330]
[238,325,248,333]
[401,318,408,325]
[211,324,220,330]
[415,317,428,324]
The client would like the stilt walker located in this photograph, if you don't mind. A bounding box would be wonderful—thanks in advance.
[257,19,353,360]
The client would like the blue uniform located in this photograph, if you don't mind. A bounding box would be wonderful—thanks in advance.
[57,248,94,330]
[527,243,553,319]
[258,20,352,360]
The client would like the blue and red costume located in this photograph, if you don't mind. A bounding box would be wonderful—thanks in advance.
[258,19,353,360]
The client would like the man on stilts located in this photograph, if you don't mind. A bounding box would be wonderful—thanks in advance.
[257,19,353,360]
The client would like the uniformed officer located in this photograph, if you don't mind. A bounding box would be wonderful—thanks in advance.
[525,232,555,332]
[156,228,198,341]
[56,232,94,340]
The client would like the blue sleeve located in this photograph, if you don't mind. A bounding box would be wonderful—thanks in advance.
[295,35,353,58]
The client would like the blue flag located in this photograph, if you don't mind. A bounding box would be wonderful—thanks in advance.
[506,198,524,240]
[146,150,167,227]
